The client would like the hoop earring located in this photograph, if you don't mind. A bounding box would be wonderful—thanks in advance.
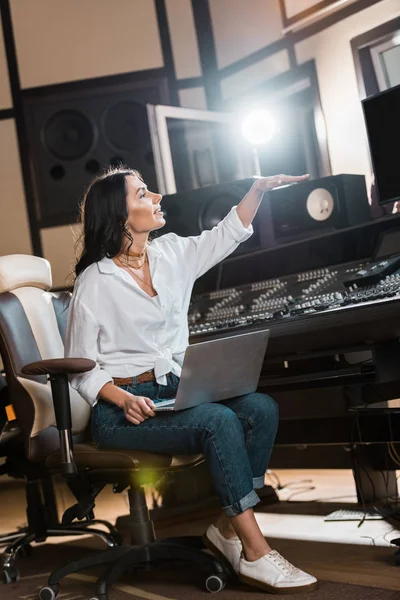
[123,223,134,248]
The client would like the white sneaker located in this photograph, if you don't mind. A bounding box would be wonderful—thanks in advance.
[239,549,318,594]
[203,524,242,573]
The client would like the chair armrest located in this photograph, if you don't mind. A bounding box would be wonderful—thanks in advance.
[22,359,94,479]
[21,357,95,376]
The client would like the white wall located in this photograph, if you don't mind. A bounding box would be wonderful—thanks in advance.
[295,0,400,186]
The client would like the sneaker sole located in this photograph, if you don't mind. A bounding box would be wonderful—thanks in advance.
[202,533,238,576]
[239,573,319,595]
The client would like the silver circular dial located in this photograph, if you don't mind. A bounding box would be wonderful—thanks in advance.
[306,188,334,221]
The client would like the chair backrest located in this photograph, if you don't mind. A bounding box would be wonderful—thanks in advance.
[0,255,90,462]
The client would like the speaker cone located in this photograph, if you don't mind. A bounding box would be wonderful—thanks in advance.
[199,194,238,231]
[43,109,95,160]
[103,100,146,151]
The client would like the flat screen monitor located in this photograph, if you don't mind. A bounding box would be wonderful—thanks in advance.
[362,83,400,206]
[375,228,400,259]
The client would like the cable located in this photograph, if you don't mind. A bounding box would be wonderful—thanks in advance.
[384,528,400,546]
[350,411,381,527]
[388,442,400,465]
[349,393,400,526]
[360,535,376,546]
[266,411,400,517]
[265,470,316,497]
[284,485,316,502]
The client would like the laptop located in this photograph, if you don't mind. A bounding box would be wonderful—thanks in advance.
[154,328,270,412]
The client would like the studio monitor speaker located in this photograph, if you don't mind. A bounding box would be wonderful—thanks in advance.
[160,178,262,256]
[23,76,169,228]
[269,174,370,241]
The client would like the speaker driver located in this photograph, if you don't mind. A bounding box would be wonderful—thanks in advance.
[103,100,145,152]
[306,188,335,221]
[43,109,95,160]
[199,194,239,231]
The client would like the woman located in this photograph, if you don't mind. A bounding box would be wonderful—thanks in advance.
[65,167,318,594]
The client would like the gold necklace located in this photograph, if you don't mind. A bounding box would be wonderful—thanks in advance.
[126,248,146,258]
[129,270,157,293]
[116,257,156,292]
[118,253,147,270]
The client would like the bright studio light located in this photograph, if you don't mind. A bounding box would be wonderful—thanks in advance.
[241,109,276,145]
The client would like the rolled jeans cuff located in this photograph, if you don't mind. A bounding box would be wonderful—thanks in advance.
[222,489,260,517]
[253,476,265,489]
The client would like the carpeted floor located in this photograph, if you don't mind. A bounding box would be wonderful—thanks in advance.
[1,537,400,600]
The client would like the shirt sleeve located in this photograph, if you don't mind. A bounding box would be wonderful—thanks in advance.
[181,206,253,279]
[64,295,113,407]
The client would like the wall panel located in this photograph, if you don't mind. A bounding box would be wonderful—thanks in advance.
[10,0,164,88]
[166,0,202,79]
[41,223,81,289]
[0,27,12,110]
[284,0,328,20]
[221,50,290,100]
[0,120,32,256]
[179,86,207,109]
[209,0,283,69]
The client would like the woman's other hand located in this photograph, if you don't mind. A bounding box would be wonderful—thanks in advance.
[122,394,156,424]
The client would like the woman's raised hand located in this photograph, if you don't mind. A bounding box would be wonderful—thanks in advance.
[253,173,309,192]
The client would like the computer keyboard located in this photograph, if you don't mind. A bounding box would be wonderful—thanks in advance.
[324,509,383,521]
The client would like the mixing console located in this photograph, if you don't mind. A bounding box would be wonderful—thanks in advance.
[188,258,400,338]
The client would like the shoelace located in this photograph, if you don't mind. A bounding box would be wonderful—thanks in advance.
[268,551,301,576]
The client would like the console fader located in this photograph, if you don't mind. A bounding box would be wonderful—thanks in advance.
[188,258,400,338]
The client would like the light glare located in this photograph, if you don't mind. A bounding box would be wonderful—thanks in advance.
[241,109,276,145]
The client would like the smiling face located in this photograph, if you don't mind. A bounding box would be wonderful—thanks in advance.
[124,174,165,235]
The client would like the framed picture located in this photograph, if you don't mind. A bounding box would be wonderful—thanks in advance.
[147,104,254,195]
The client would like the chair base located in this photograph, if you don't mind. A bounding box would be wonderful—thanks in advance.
[1,521,120,584]
[39,535,228,599]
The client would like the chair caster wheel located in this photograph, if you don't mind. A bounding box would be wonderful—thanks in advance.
[2,566,20,584]
[205,572,227,592]
[20,543,33,557]
[88,595,108,600]
[38,584,60,600]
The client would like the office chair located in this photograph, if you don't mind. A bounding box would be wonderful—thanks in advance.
[0,379,28,558]
[1,369,109,582]
[0,255,226,599]
[0,428,119,584]
[0,257,123,584]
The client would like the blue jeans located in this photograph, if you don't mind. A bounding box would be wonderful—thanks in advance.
[91,373,279,517]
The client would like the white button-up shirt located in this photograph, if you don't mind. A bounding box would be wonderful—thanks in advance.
[65,206,253,406]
